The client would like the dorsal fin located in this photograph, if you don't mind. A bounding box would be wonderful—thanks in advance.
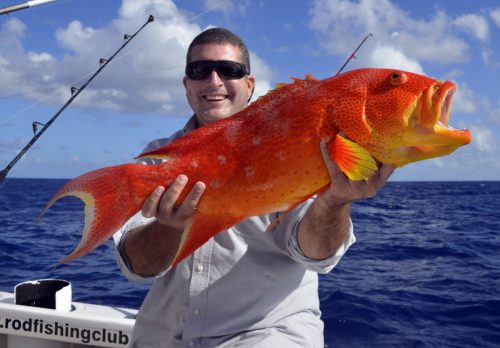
[137,119,235,160]
[251,74,320,109]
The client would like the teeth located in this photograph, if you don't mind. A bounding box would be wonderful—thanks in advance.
[437,121,459,131]
[205,95,226,101]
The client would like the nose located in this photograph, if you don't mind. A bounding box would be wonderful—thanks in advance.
[205,69,223,87]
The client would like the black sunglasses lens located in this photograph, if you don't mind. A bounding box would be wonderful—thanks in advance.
[186,64,212,80]
[186,61,247,80]
[217,62,245,79]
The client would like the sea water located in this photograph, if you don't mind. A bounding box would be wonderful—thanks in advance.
[1,179,499,347]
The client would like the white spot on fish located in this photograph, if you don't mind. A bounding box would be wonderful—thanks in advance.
[211,180,221,189]
[276,151,286,161]
[252,137,262,146]
[244,166,255,178]
[190,159,198,169]
[279,121,290,133]
[217,155,226,165]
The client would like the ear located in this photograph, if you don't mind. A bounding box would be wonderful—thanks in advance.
[183,76,188,89]
[247,74,256,101]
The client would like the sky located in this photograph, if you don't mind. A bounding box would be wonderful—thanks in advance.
[0,0,499,181]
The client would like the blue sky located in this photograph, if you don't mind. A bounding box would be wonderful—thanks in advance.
[0,0,499,181]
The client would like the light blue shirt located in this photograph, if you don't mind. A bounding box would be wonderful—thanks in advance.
[114,116,356,348]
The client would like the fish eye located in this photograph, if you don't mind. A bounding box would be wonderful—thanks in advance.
[390,72,408,86]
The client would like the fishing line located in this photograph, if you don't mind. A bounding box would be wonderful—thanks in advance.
[0,0,236,184]
[1,0,228,124]
[0,70,95,126]
[0,14,154,183]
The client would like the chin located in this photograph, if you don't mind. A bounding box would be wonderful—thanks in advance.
[200,110,233,124]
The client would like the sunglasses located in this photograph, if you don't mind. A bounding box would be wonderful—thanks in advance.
[185,60,249,80]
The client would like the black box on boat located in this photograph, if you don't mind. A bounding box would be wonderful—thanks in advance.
[14,279,71,311]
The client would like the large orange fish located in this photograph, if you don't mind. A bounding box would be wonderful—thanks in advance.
[42,68,471,267]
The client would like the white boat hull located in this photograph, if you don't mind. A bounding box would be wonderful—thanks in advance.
[0,291,136,347]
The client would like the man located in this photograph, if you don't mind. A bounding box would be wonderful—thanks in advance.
[114,28,394,347]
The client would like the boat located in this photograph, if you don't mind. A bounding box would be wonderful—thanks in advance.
[0,281,136,348]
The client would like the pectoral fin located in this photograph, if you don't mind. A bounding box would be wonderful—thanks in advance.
[328,134,378,180]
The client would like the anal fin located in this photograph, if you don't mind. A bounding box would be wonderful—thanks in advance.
[169,212,244,268]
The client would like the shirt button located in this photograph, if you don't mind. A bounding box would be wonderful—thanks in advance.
[189,340,194,347]
[195,263,204,272]
[194,308,200,315]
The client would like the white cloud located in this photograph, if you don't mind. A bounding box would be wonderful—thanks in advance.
[70,155,81,164]
[28,52,53,63]
[0,0,272,117]
[452,82,477,114]
[491,108,500,125]
[249,52,273,102]
[309,0,471,66]
[489,7,500,27]
[201,0,251,17]
[0,17,26,38]
[369,45,424,73]
[444,68,464,80]
[453,14,490,42]
[56,21,99,52]
[470,125,496,153]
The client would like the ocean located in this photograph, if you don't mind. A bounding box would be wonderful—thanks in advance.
[0,178,499,347]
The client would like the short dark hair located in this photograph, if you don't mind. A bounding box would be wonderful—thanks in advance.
[186,28,250,73]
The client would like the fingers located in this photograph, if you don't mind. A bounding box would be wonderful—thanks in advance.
[319,141,339,177]
[142,175,206,228]
[378,163,396,182]
[157,175,189,216]
[180,181,206,214]
[142,186,166,218]
[319,140,396,203]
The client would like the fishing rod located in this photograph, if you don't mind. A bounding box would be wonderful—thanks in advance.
[336,33,373,76]
[0,14,154,184]
[0,0,60,15]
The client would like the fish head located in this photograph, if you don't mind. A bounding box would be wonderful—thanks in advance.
[329,68,471,167]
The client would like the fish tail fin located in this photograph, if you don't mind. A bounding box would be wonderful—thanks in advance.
[40,163,163,264]
[169,212,244,268]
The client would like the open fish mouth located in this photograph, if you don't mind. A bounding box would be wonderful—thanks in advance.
[406,81,471,146]
[438,88,453,128]
[432,83,471,145]
[429,80,455,130]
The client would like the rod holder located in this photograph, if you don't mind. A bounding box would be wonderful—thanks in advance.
[15,279,72,312]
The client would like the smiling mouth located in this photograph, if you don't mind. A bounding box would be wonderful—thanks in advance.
[204,95,228,101]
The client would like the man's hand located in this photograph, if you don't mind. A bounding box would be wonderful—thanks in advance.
[319,141,395,206]
[123,175,205,276]
[142,174,206,231]
[297,141,394,260]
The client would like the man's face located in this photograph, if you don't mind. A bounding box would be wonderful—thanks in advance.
[183,43,255,126]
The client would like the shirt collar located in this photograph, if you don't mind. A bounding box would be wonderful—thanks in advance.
[182,115,199,135]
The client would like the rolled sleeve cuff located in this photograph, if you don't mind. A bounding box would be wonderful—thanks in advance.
[289,217,356,274]
[272,201,356,274]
